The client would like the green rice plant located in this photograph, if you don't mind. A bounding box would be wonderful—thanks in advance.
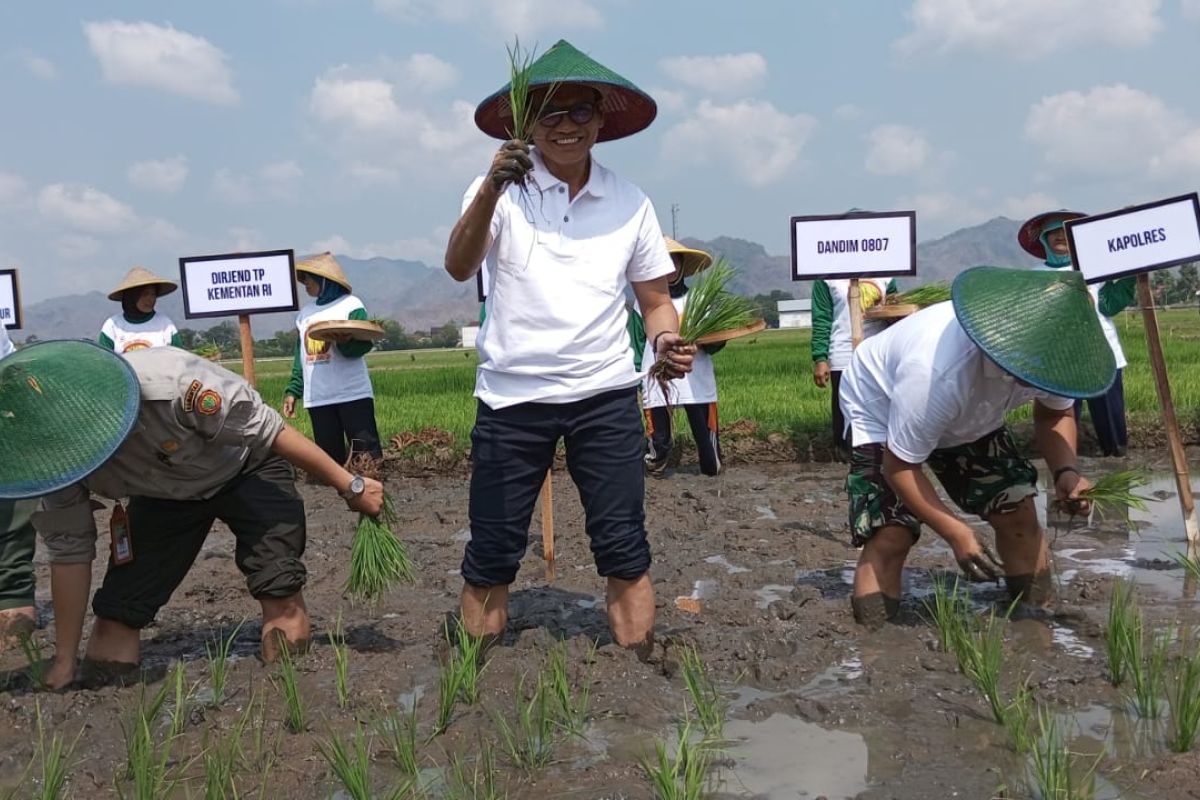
[168,660,198,736]
[119,687,176,800]
[31,701,78,800]
[1028,709,1099,800]
[200,690,255,800]
[1002,681,1038,754]
[1126,621,1169,719]
[678,259,759,343]
[503,39,560,144]
[331,614,351,709]
[451,617,488,706]
[491,673,557,772]
[923,574,973,661]
[377,701,422,776]
[642,720,712,800]
[432,656,464,738]
[546,640,593,738]
[18,632,47,689]
[1077,469,1151,525]
[958,608,1008,725]
[445,741,506,800]
[1166,628,1200,752]
[679,644,726,741]
[205,619,245,706]
[347,493,415,604]
[272,644,306,733]
[245,690,278,772]
[1171,549,1200,583]
[1105,578,1137,687]
[892,282,951,306]
[316,723,374,800]
[121,681,169,781]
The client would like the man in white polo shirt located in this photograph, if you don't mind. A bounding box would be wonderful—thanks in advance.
[840,267,1116,628]
[445,41,693,650]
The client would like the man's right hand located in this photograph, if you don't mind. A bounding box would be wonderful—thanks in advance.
[283,395,297,418]
[346,476,385,518]
[489,139,533,192]
[947,526,1003,583]
[813,360,830,388]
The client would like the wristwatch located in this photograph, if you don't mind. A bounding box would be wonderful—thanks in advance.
[339,475,366,501]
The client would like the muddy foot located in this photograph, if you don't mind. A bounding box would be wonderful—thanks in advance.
[78,659,140,690]
[851,593,900,631]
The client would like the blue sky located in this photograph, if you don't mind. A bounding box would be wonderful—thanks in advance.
[3,0,1200,302]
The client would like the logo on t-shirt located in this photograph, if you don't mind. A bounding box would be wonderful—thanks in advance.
[304,332,332,363]
[122,339,153,353]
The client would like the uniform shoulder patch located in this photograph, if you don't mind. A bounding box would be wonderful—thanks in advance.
[196,389,222,416]
[182,380,203,412]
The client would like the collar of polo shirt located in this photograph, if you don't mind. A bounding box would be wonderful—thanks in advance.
[528,148,607,200]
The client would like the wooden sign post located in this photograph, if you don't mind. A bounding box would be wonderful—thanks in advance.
[179,250,298,390]
[540,472,555,582]
[0,269,22,333]
[848,278,864,348]
[1066,193,1200,546]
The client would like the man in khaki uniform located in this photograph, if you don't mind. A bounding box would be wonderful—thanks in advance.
[0,341,384,689]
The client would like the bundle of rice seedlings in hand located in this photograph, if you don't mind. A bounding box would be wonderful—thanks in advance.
[648,258,759,403]
[892,282,951,307]
[1056,468,1151,525]
[344,453,415,603]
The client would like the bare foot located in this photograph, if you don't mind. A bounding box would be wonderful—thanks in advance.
[45,657,77,691]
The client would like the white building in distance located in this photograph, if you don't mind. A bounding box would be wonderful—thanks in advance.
[777,299,812,329]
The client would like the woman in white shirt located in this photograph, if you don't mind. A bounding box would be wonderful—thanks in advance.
[99,267,182,354]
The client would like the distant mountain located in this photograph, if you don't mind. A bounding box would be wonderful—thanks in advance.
[17,217,1038,341]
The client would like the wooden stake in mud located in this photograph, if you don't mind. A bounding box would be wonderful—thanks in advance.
[848,278,864,349]
[238,314,257,388]
[540,471,555,582]
[1136,274,1199,545]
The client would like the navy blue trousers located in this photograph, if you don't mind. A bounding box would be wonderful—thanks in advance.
[462,387,651,587]
[1076,368,1127,456]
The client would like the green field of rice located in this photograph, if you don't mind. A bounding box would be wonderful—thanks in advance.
[242,308,1200,453]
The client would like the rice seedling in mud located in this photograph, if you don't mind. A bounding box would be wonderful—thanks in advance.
[204,619,245,706]
[923,574,974,660]
[31,701,78,800]
[1126,621,1170,720]
[272,643,307,733]
[1002,680,1039,755]
[642,720,713,800]
[1171,549,1200,583]
[647,259,759,400]
[200,688,258,800]
[119,684,177,800]
[680,643,727,741]
[892,282,951,307]
[168,660,199,736]
[331,614,351,709]
[1105,578,1137,687]
[377,701,422,777]
[449,616,489,706]
[347,491,416,604]
[445,741,506,800]
[17,631,47,689]
[958,608,1010,725]
[491,672,558,772]
[1028,708,1100,800]
[316,722,375,800]
[1166,628,1200,752]
[546,640,593,738]
[432,656,464,738]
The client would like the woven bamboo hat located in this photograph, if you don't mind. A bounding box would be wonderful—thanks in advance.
[107,267,178,302]
[951,266,1116,399]
[664,237,713,277]
[1018,210,1086,260]
[0,340,141,500]
[474,39,657,143]
[296,252,352,292]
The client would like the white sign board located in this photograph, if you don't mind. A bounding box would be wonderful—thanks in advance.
[1066,193,1200,284]
[790,211,917,281]
[179,250,299,319]
[0,269,20,330]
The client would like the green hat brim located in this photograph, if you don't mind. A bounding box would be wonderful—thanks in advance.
[474,39,657,143]
[0,341,141,500]
[951,266,1116,399]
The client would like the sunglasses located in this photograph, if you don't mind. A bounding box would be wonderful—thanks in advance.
[537,101,597,127]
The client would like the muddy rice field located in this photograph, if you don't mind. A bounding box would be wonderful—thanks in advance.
[3,447,1200,799]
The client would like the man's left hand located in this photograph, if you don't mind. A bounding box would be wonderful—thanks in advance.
[655,333,695,378]
[1055,469,1092,517]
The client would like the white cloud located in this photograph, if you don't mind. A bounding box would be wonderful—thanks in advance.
[896,0,1162,58]
[228,227,264,252]
[647,86,688,114]
[213,161,303,203]
[37,183,139,234]
[14,50,57,80]
[661,100,816,187]
[373,0,603,37]
[897,191,988,230]
[999,192,1062,220]
[1185,0,1200,19]
[658,53,767,95]
[128,156,189,193]
[864,124,931,175]
[0,173,29,208]
[310,229,450,265]
[399,54,458,93]
[1024,84,1200,178]
[54,234,103,261]
[83,20,238,105]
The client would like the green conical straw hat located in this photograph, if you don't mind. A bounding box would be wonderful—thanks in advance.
[474,39,657,142]
[951,267,1116,399]
[0,340,141,500]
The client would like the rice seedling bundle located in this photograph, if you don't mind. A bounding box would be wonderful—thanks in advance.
[347,493,416,604]
[892,282,951,307]
[1077,469,1151,525]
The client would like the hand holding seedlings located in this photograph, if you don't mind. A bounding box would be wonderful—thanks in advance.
[1052,467,1093,519]
[344,475,385,517]
[489,139,533,192]
[653,331,696,379]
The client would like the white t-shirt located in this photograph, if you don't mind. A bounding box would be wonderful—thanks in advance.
[100,313,178,354]
[640,295,717,407]
[840,302,1074,463]
[825,278,889,371]
[1035,267,1127,370]
[466,149,675,410]
[295,294,374,408]
[0,325,12,358]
